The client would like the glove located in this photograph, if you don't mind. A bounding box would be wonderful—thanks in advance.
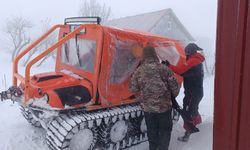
[161,60,170,66]
[171,96,180,109]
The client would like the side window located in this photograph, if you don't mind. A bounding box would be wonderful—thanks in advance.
[77,39,96,72]
[155,46,180,65]
[110,40,140,84]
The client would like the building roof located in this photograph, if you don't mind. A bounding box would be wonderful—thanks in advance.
[107,8,194,42]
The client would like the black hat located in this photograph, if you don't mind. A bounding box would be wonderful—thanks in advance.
[143,46,158,61]
[185,43,203,56]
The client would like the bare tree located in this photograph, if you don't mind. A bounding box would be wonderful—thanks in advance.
[22,18,57,67]
[36,18,57,67]
[78,0,112,24]
[5,16,32,61]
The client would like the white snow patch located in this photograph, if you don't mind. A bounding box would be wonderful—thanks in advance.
[29,96,60,111]
[0,101,49,150]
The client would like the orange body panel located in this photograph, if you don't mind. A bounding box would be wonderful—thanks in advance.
[12,23,185,110]
[98,26,185,107]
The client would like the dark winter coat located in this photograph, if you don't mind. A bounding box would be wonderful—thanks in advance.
[169,52,205,96]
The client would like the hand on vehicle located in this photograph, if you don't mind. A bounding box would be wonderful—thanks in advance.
[161,60,170,66]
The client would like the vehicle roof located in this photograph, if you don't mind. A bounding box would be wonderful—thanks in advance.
[81,24,180,44]
[101,24,180,43]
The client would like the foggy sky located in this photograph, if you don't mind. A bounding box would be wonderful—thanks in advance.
[0,0,217,46]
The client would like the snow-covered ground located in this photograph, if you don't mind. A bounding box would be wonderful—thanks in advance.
[0,51,214,150]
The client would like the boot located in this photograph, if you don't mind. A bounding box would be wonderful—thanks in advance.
[177,131,191,142]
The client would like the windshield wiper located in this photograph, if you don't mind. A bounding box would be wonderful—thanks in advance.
[64,43,69,62]
[75,35,82,67]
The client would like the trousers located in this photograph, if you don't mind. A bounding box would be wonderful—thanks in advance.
[144,109,173,150]
[183,93,203,131]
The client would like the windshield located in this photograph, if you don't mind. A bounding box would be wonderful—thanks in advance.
[61,38,96,72]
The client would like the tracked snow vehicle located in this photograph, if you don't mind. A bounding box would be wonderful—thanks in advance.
[0,17,186,150]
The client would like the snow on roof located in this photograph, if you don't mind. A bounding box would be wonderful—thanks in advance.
[107,9,167,31]
[107,8,194,41]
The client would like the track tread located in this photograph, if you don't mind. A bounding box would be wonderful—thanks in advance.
[20,106,42,128]
[46,103,146,150]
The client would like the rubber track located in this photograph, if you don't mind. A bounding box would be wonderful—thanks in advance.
[46,104,148,150]
[20,106,42,128]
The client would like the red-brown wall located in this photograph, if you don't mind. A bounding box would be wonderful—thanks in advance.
[214,0,250,150]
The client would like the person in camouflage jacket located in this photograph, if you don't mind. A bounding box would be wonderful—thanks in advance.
[129,46,180,150]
